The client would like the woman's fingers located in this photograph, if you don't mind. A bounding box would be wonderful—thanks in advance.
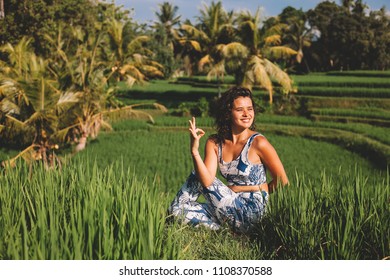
[196,128,205,137]
[189,117,196,130]
[188,117,205,140]
[189,128,205,139]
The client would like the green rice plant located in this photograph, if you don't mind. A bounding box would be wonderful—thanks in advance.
[117,79,268,108]
[292,74,390,88]
[251,168,389,259]
[256,114,390,146]
[75,123,384,192]
[154,116,215,128]
[1,122,387,260]
[304,96,390,110]
[310,115,390,127]
[310,108,390,121]
[0,159,180,260]
[297,86,390,98]
[326,71,390,78]
[259,123,390,169]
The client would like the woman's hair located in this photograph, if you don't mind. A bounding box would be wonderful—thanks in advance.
[211,86,256,144]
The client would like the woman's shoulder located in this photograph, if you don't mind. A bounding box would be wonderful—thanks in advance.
[251,132,270,148]
[251,131,266,140]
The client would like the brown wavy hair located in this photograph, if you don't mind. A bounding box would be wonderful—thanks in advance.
[211,86,256,144]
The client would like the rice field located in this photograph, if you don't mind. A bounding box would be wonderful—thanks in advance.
[0,120,388,260]
[0,71,389,260]
[0,159,180,260]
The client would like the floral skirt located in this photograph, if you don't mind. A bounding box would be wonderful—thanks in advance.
[168,172,269,232]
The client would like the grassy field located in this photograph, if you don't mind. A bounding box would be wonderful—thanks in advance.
[1,119,388,259]
[0,71,389,260]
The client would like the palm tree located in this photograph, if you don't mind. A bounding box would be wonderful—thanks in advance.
[0,37,79,168]
[179,1,236,90]
[153,1,181,49]
[237,8,297,104]
[44,22,166,153]
[105,19,163,87]
[277,7,313,71]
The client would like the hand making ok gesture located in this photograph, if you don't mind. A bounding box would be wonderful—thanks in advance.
[189,117,205,156]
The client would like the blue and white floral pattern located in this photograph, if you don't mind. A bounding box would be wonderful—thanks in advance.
[168,133,269,232]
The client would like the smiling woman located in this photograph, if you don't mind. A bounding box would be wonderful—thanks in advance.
[168,86,288,233]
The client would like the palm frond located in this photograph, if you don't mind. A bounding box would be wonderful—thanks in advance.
[178,39,202,52]
[126,36,150,53]
[244,55,273,92]
[1,144,39,168]
[121,64,145,81]
[198,55,212,72]
[99,118,113,132]
[267,46,297,60]
[5,114,26,127]
[51,123,79,143]
[125,75,137,87]
[0,99,20,115]
[140,65,164,78]
[0,78,19,96]
[263,58,294,94]
[220,42,248,58]
[180,24,209,42]
[266,23,289,36]
[57,90,81,107]
[206,62,225,81]
[264,34,282,46]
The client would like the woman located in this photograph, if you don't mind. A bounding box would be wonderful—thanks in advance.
[168,86,288,232]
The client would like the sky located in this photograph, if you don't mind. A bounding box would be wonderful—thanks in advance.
[112,0,389,23]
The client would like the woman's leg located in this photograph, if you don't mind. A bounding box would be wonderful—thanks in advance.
[169,172,269,232]
[168,172,220,230]
[201,180,269,232]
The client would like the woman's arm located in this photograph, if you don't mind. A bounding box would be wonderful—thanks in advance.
[189,117,218,187]
[254,136,289,193]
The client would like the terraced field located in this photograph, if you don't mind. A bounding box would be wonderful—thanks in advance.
[120,71,390,169]
[1,71,388,260]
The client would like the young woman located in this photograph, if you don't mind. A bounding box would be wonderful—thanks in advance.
[168,86,288,232]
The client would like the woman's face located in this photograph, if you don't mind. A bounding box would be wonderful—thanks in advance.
[231,96,254,130]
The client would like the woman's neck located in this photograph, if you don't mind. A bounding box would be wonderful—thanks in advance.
[230,128,252,144]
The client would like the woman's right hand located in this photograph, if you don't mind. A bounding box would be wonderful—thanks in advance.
[189,117,205,156]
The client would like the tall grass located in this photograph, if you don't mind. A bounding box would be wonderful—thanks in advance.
[165,168,389,260]
[0,123,388,260]
[1,159,387,260]
[252,168,389,259]
[0,159,179,260]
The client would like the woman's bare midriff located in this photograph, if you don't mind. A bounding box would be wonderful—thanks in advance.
[228,182,269,193]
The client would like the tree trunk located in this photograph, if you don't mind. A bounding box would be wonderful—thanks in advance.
[75,135,87,153]
[0,0,4,19]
